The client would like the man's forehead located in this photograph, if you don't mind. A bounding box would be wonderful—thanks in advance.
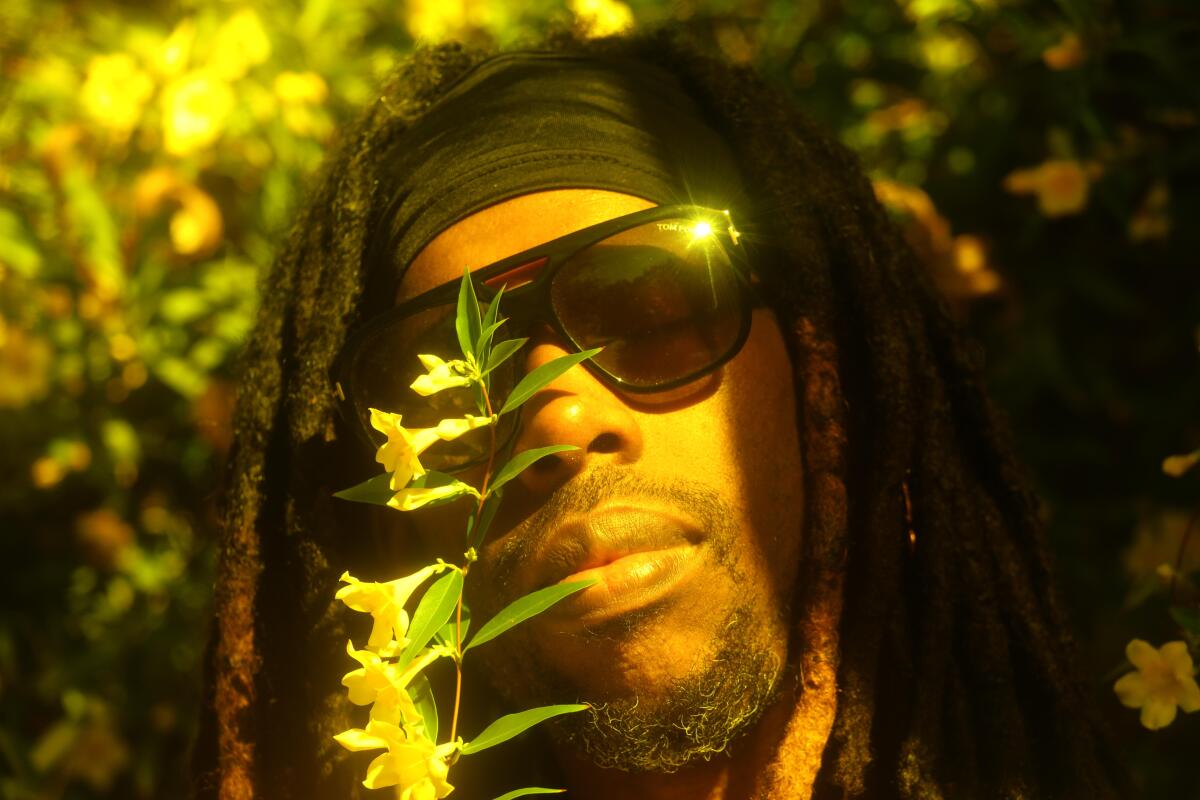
[394,189,656,304]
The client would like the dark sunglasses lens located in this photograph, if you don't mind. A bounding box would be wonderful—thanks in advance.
[346,304,517,471]
[550,218,744,388]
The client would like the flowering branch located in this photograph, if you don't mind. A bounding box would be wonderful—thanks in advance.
[331,272,598,797]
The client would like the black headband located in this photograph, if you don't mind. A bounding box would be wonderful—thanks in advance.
[367,51,748,287]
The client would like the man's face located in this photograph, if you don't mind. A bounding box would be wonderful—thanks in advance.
[393,189,806,770]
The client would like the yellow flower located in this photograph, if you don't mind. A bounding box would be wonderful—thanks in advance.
[370,408,495,490]
[161,72,234,156]
[75,509,134,570]
[81,54,155,135]
[570,0,634,38]
[871,179,1000,306]
[920,32,976,73]
[169,186,223,256]
[410,354,475,396]
[388,481,479,512]
[1163,449,1200,478]
[156,19,195,77]
[0,325,51,409]
[340,643,445,736]
[1113,639,1200,730]
[1003,159,1098,218]
[273,71,328,105]
[404,0,478,42]
[340,642,427,712]
[335,720,456,796]
[370,409,443,489]
[1042,32,1086,71]
[336,566,438,649]
[210,9,271,81]
[345,659,388,704]
[1129,181,1172,243]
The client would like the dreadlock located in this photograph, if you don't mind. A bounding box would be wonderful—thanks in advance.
[193,28,1131,800]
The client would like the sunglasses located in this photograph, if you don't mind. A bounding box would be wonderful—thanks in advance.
[333,204,759,470]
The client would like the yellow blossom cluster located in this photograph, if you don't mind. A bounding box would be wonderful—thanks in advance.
[369,408,492,510]
[81,54,155,137]
[366,353,493,510]
[334,569,457,796]
[570,0,635,38]
[331,353,499,795]
[872,179,1001,305]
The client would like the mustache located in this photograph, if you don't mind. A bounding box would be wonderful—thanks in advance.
[480,468,734,608]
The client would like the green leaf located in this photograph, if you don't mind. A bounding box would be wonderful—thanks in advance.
[456,270,482,360]
[62,164,122,297]
[487,445,578,497]
[477,284,507,356]
[498,349,601,415]
[460,704,589,756]
[398,570,464,670]
[0,207,42,276]
[410,672,438,744]
[467,492,503,550]
[492,789,566,800]
[483,338,528,376]
[160,289,210,324]
[101,419,140,466]
[434,604,471,650]
[476,319,507,363]
[1170,606,1200,636]
[465,579,596,652]
[333,473,394,506]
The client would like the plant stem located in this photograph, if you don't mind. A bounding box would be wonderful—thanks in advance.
[449,385,497,746]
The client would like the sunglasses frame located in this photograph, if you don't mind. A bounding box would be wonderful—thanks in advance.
[333,203,760,448]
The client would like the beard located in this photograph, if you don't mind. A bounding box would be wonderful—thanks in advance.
[465,468,790,773]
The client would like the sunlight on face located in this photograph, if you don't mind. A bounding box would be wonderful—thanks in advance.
[395,189,806,771]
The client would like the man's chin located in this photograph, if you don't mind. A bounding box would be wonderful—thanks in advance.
[475,606,785,774]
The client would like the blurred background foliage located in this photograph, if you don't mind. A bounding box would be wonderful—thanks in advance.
[0,0,1196,796]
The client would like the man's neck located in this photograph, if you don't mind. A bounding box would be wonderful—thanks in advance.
[550,673,835,800]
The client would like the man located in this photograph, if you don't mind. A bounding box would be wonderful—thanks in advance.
[194,30,1129,800]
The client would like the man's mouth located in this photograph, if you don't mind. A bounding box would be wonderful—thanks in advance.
[528,504,704,623]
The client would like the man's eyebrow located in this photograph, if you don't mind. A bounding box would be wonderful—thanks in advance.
[482,255,549,292]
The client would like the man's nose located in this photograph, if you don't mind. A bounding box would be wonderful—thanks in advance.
[508,334,643,496]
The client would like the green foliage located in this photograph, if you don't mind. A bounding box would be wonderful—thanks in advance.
[398,569,464,670]
[460,704,590,756]
[476,284,508,358]
[434,606,471,650]
[466,492,503,549]
[487,445,580,497]
[331,272,599,793]
[410,673,439,744]
[333,472,394,505]
[483,337,530,376]
[498,349,602,415]
[466,579,597,652]
[456,268,484,361]
[492,787,566,799]
[4,0,1198,794]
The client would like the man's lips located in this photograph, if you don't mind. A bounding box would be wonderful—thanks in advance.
[522,505,705,620]
[532,505,703,588]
